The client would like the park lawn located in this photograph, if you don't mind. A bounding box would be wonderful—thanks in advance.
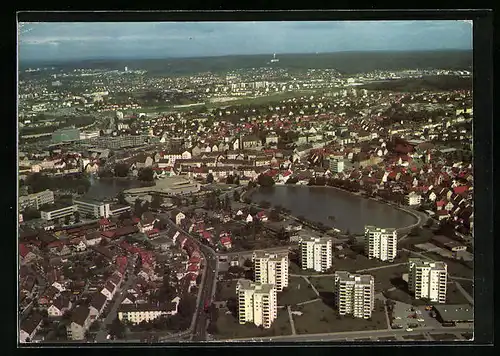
[446,282,472,304]
[215,280,237,302]
[214,308,292,340]
[383,287,428,307]
[334,248,411,273]
[369,265,409,293]
[430,333,461,341]
[309,276,335,293]
[422,252,473,279]
[457,280,473,297]
[278,276,318,306]
[402,334,427,340]
[288,261,324,275]
[378,336,397,341]
[461,333,473,340]
[292,299,387,335]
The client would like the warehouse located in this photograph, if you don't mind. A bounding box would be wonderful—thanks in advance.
[433,304,473,325]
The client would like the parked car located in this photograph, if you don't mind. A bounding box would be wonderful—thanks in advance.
[406,328,413,332]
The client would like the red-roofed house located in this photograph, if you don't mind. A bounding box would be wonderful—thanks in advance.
[453,185,469,195]
[20,244,37,264]
[256,211,268,222]
[220,236,232,249]
[436,200,446,210]
[116,256,128,274]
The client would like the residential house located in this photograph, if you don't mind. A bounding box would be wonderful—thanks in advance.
[47,295,72,318]
[138,212,159,233]
[67,306,92,341]
[89,292,108,318]
[20,313,43,343]
[171,209,186,226]
[100,281,117,301]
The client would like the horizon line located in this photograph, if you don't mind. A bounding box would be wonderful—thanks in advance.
[19,48,473,64]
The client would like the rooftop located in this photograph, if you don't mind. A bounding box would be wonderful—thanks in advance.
[433,304,473,322]
[335,271,374,285]
[236,279,275,294]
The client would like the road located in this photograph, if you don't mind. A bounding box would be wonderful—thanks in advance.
[162,217,217,342]
[95,259,136,342]
[224,326,472,342]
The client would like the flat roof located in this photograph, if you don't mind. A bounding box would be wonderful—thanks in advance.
[433,304,473,322]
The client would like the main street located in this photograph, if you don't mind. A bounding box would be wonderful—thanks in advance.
[162,216,217,342]
[95,258,137,342]
[223,326,472,343]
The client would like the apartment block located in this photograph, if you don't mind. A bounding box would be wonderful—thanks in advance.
[405,192,422,206]
[18,189,55,210]
[73,197,111,219]
[333,271,375,319]
[364,225,397,262]
[329,157,345,173]
[252,251,289,292]
[299,236,332,272]
[40,204,78,221]
[408,259,448,303]
[236,279,277,329]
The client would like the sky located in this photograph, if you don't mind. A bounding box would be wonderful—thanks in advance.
[18,21,473,62]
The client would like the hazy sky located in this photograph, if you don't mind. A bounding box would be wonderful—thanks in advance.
[18,21,473,61]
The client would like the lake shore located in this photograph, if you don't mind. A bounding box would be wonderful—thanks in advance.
[250,184,423,235]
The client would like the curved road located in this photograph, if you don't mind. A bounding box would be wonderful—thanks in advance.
[163,216,217,342]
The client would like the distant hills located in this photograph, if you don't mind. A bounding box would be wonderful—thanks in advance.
[20,50,472,75]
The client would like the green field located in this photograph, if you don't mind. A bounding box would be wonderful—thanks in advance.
[215,280,237,302]
[292,299,387,335]
[213,308,292,339]
[277,276,318,306]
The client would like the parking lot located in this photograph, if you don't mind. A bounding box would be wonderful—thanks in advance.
[390,301,442,330]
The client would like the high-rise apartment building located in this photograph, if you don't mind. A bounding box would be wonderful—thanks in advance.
[364,225,398,262]
[299,236,332,272]
[252,251,289,292]
[408,259,447,303]
[333,271,374,319]
[236,279,277,329]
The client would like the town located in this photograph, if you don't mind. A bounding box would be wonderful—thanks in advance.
[18,53,473,343]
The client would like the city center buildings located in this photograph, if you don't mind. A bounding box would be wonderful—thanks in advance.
[236,279,277,329]
[333,271,375,319]
[299,236,332,272]
[408,258,448,303]
[252,251,289,292]
[364,225,398,262]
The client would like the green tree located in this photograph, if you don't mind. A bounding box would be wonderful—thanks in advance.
[257,174,275,187]
[117,191,127,205]
[114,163,130,177]
[74,211,80,223]
[138,167,154,182]
[206,173,214,184]
[151,195,163,210]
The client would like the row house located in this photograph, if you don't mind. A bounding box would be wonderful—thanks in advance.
[47,295,72,318]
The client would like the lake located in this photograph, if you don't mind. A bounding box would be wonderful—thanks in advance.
[84,175,143,200]
[251,186,416,234]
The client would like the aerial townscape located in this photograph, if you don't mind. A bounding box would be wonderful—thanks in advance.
[18,20,474,344]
